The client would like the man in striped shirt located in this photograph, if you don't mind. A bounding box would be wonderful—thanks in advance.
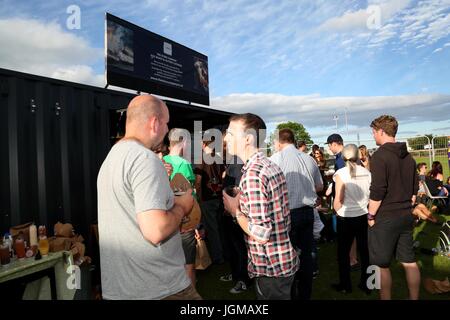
[270,129,323,300]
[222,113,299,300]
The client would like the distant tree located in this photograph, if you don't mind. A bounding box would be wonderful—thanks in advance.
[275,121,313,145]
[407,135,432,150]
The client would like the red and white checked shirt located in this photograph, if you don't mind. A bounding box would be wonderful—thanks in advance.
[239,152,299,278]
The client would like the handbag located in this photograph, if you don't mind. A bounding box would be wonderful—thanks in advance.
[194,238,212,270]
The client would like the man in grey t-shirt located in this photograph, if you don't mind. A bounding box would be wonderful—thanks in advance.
[97,95,200,300]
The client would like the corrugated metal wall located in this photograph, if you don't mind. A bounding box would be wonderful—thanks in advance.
[0,68,232,240]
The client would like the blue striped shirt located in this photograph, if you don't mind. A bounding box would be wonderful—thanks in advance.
[270,144,323,209]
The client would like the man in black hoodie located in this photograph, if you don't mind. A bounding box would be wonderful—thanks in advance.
[367,115,420,300]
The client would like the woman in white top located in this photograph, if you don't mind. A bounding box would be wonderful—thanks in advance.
[331,144,372,295]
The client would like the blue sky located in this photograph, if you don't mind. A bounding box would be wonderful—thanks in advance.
[1,0,450,145]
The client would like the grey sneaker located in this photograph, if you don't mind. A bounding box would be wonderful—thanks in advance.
[219,274,233,282]
[229,281,247,294]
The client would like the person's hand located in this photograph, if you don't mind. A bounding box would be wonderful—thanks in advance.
[315,197,321,207]
[411,195,417,206]
[195,228,205,240]
[222,189,241,217]
[174,188,194,216]
[162,160,173,177]
[368,220,375,227]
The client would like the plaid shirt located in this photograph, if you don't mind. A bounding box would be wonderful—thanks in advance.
[239,152,299,278]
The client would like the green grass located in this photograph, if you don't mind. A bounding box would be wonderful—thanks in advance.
[414,156,449,179]
[196,214,450,300]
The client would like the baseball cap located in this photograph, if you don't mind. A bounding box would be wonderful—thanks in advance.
[326,133,343,144]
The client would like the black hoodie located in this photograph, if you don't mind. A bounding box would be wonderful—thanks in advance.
[369,142,418,214]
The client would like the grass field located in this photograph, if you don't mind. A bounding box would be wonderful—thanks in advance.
[196,213,450,300]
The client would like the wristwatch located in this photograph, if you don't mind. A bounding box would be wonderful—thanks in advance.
[367,213,376,221]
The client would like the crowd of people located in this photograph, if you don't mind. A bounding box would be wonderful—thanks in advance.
[96,94,448,300]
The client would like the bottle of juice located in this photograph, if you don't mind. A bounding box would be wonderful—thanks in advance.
[15,235,26,260]
[38,226,49,257]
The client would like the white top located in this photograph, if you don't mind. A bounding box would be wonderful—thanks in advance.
[333,165,371,218]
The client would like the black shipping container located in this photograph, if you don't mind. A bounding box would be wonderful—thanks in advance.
[0,67,232,238]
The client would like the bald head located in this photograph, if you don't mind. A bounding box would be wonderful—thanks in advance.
[126,95,167,127]
[124,95,170,149]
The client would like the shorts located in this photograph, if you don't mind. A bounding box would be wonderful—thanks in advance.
[181,229,196,265]
[368,211,416,268]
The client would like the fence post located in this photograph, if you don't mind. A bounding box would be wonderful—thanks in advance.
[427,136,432,166]
[431,136,435,161]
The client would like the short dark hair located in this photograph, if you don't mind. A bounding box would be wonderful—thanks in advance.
[417,162,427,171]
[326,133,343,145]
[296,140,306,148]
[229,113,266,147]
[370,115,398,137]
[277,129,295,144]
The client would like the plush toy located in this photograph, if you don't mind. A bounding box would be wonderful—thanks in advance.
[54,222,74,238]
[49,222,91,265]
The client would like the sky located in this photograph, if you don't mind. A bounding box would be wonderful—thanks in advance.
[1,0,449,146]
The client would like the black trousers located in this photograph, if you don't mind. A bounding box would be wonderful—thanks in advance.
[222,215,249,284]
[336,214,370,289]
[290,206,314,300]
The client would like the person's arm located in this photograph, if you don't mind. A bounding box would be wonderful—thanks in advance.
[137,193,192,245]
[194,175,202,201]
[368,199,382,217]
[412,167,419,205]
[312,160,324,192]
[368,154,387,217]
[223,175,271,244]
[130,155,193,245]
[333,174,345,212]
[193,164,203,202]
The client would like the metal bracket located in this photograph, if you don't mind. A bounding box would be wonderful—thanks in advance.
[30,99,37,113]
[55,102,62,116]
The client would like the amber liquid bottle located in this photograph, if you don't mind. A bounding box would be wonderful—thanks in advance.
[38,226,49,257]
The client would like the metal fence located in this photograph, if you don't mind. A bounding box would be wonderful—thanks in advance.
[308,135,450,178]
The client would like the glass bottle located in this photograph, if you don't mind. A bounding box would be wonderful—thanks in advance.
[38,226,49,257]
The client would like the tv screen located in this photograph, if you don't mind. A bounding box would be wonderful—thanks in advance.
[105,13,210,105]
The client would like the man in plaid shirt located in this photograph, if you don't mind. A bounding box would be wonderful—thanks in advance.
[222,113,299,300]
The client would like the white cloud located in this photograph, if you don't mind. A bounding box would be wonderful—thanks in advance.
[0,18,103,86]
[317,0,411,33]
[211,92,450,130]
[51,65,104,87]
[398,0,450,46]
[316,0,450,52]
[433,47,443,53]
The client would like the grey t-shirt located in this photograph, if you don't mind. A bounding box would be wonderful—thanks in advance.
[97,140,190,300]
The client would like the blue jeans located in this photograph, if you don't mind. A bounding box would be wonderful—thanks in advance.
[290,206,314,300]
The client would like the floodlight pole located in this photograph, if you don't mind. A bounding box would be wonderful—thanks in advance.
[344,107,348,134]
[333,114,339,130]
